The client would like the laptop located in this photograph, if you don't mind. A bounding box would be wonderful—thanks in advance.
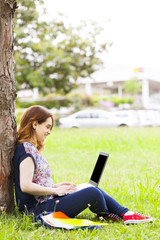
[76,152,109,191]
[57,152,109,196]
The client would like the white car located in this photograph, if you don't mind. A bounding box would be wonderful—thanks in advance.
[58,109,139,128]
[136,110,160,127]
[111,110,139,127]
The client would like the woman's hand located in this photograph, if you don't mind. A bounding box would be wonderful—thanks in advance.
[54,182,77,196]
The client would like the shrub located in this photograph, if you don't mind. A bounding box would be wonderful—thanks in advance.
[16,98,71,109]
[92,95,134,107]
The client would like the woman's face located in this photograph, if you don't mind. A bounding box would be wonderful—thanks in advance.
[33,117,53,143]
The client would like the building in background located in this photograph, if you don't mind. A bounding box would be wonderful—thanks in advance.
[78,63,160,109]
[17,63,160,110]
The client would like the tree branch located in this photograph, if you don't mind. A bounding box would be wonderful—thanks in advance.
[5,0,17,10]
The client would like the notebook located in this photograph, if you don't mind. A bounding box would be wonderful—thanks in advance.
[76,152,109,191]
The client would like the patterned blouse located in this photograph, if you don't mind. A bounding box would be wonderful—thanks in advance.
[23,142,55,203]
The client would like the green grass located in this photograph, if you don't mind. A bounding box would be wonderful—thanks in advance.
[0,128,160,239]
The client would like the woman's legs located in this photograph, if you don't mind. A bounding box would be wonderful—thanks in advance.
[97,188,129,217]
[36,187,109,217]
[35,187,128,218]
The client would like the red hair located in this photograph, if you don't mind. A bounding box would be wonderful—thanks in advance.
[17,105,54,151]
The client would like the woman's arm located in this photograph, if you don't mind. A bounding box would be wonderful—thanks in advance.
[54,182,76,188]
[20,157,77,196]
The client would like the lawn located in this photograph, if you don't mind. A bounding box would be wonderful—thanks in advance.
[0,127,160,239]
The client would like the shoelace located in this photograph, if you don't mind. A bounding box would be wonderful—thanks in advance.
[134,212,146,218]
[97,213,122,221]
[107,213,122,220]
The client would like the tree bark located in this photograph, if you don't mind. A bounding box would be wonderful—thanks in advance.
[0,0,17,212]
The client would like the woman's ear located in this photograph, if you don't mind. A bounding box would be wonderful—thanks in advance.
[32,121,38,130]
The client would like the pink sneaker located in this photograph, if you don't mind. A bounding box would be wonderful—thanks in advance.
[122,212,153,225]
[97,213,122,222]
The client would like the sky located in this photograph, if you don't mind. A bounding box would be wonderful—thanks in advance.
[44,0,160,80]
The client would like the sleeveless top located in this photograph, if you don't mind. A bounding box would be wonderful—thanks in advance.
[13,142,54,212]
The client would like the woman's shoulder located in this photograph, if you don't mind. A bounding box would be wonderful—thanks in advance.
[16,142,37,154]
[14,142,38,166]
[16,141,34,148]
[23,142,37,153]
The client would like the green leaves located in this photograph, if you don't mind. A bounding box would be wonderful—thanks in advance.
[122,77,142,95]
[14,0,110,94]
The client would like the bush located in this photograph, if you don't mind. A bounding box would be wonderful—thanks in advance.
[92,95,134,107]
[16,98,71,109]
[67,93,94,111]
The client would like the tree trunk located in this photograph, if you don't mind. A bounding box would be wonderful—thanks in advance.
[0,0,17,212]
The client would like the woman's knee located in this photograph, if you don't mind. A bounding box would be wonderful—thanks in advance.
[80,187,103,200]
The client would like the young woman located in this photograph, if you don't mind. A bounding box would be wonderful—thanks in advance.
[13,105,153,225]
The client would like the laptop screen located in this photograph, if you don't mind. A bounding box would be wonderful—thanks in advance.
[90,153,109,184]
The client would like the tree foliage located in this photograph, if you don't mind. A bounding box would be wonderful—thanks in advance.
[122,77,142,95]
[14,0,111,94]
